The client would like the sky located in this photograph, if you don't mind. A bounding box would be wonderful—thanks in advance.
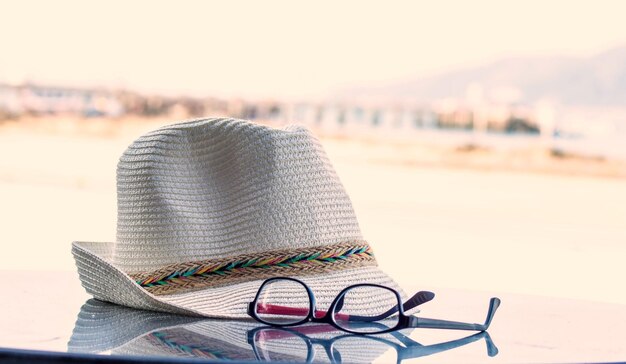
[1,0,625,100]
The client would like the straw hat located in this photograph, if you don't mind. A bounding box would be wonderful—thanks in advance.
[68,299,398,363]
[72,117,405,318]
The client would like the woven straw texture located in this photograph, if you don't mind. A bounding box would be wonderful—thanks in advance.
[114,118,362,272]
[72,117,404,318]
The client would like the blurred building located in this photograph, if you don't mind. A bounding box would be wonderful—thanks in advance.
[0,83,124,118]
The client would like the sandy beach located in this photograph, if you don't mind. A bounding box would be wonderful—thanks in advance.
[1,117,625,305]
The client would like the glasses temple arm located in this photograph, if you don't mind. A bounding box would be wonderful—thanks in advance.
[250,302,352,321]
[398,331,498,361]
[252,302,310,316]
[402,291,435,312]
[388,330,425,348]
[408,297,501,331]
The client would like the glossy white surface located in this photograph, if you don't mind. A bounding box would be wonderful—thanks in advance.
[1,271,625,363]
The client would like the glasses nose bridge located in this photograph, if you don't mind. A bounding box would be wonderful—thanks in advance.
[310,290,349,322]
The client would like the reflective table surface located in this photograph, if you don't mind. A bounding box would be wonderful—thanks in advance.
[1,271,625,363]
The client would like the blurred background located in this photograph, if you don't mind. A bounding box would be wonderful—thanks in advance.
[1,0,625,305]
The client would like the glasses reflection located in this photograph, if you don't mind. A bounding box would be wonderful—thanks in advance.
[248,325,498,363]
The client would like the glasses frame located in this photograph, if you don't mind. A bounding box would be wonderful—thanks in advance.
[247,277,501,335]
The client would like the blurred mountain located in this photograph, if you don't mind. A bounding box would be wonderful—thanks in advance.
[338,45,626,107]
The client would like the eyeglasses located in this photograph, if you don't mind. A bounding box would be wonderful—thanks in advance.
[247,277,501,334]
[247,324,499,363]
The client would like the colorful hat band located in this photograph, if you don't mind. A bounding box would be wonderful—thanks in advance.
[146,329,252,360]
[130,241,377,296]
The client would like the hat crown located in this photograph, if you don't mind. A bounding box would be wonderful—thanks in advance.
[113,118,363,272]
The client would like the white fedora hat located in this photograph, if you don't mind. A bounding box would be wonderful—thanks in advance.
[72,117,405,318]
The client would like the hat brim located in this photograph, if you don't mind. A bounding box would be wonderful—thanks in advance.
[72,241,406,319]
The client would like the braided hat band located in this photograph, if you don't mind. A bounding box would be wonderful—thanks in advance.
[145,329,254,360]
[131,241,377,296]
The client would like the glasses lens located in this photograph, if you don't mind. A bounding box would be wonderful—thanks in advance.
[255,279,311,325]
[332,285,400,334]
[254,328,310,362]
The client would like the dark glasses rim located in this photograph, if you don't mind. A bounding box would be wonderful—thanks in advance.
[328,283,404,334]
[248,277,406,333]
[249,277,316,327]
